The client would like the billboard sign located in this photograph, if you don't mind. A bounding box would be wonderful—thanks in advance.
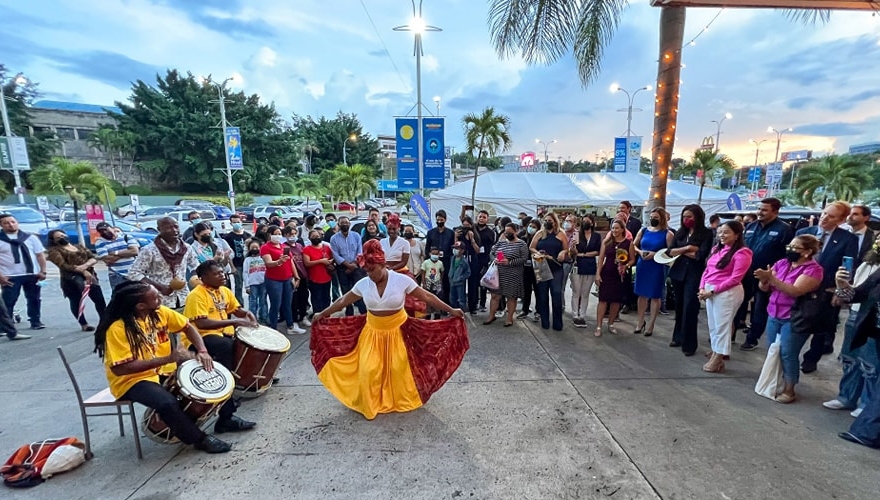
[520,151,537,169]
[780,150,811,162]
[396,118,419,189]
[422,118,445,188]
[224,127,243,170]
[613,137,627,172]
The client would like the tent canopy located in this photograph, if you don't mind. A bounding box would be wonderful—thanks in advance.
[429,172,735,220]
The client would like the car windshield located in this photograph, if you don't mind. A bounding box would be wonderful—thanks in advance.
[6,208,46,223]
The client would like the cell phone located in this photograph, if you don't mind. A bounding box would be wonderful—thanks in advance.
[843,256,854,274]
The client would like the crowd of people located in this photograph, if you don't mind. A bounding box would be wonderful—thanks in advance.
[2,195,880,450]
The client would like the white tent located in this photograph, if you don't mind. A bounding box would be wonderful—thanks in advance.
[429,171,735,221]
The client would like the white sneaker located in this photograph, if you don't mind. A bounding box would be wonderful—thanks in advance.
[822,399,847,410]
[851,408,863,418]
[300,317,312,327]
[287,324,306,335]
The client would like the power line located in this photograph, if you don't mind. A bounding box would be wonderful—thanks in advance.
[360,0,413,98]
[684,8,724,48]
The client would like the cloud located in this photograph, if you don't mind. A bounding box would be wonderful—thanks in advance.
[791,122,866,137]
[46,50,163,89]
[787,97,813,110]
[247,47,278,68]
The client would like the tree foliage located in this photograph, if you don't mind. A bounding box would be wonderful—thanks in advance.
[463,107,512,207]
[330,164,377,209]
[680,149,736,203]
[113,69,299,193]
[289,112,380,175]
[86,125,137,181]
[795,154,873,207]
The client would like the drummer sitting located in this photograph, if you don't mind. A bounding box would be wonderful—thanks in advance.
[184,260,259,434]
[95,281,232,454]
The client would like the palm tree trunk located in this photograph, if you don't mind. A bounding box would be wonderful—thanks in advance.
[648,7,686,211]
[72,197,86,245]
[698,179,705,205]
[470,142,485,208]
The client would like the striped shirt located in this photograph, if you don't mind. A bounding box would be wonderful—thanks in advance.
[95,233,140,278]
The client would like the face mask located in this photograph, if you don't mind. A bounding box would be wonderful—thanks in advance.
[650,218,660,227]
[57,237,69,246]
[785,250,801,262]
[287,237,298,243]
[430,255,440,262]
[270,234,283,244]
[683,219,695,229]
[527,226,536,235]
[403,232,414,239]
[544,221,554,231]
[328,220,337,228]
[199,234,212,243]
[248,249,259,256]
[505,233,515,241]
[339,224,350,232]
[582,223,592,231]
[191,218,202,225]
[563,222,572,230]
[310,238,322,245]
[232,223,242,231]
[436,220,445,227]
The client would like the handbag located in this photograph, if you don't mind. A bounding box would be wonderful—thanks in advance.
[480,261,500,289]
[789,289,826,334]
[532,254,553,283]
[755,340,784,400]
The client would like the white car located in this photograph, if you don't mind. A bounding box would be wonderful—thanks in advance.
[253,206,297,223]
[0,206,53,233]
[292,200,323,214]
[137,209,230,233]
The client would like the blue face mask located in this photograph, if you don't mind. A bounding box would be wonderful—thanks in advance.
[430,255,440,262]
[328,220,337,229]
[231,223,242,231]
[527,226,536,235]
[191,218,202,225]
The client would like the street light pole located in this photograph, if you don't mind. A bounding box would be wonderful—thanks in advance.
[343,134,357,166]
[768,126,793,163]
[711,112,732,152]
[203,75,239,212]
[749,138,768,192]
[610,83,651,172]
[1,74,29,204]
[535,138,556,169]
[433,95,441,116]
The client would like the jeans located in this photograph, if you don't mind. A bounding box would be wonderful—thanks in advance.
[337,269,366,316]
[60,276,107,326]
[0,298,19,338]
[848,375,880,446]
[838,313,880,409]
[536,266,564,330]
[190,335,236,420]
[107,271,126,290]
[450,283,466,310]
[2,274,42,327]
[265,278,293,330]
[231,268,244,305]
[122,381,204,444]
[330,272,341,302]
[766,315,811,385]
[308,281,332,316]
[247,283,268,323]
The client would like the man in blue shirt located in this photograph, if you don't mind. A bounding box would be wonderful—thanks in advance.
[95,222,141,290]
[739,198,793,351]
[330,216,366,316]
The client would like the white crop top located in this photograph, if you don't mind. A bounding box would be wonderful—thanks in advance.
[381,237,410,262]
[352,270,418,311]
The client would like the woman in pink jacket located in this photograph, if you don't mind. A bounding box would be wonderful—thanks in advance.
[698,221,753,373]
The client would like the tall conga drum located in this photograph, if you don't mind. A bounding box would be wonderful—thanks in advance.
[232,325,291,397]
[142,360,235,444]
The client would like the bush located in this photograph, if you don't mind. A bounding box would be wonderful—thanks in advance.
[108,179,124,193]
[125,184,152,196]
[255,179,283,196]
[278,179,296,194]
[270,197,299,205]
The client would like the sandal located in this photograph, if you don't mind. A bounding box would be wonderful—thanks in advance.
[608,323,618,335]
[594,327,602,337]
[503,321,513,327]
[634,322,646,335]
[482,317,497,325]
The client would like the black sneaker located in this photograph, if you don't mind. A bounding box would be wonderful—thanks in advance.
[214,415,257,434]
[194,434,232,454]
[669,341,681,348]
[740,342,758,351]
[30,323,46,330]
[801,360,818,374]
[516,311,529,319]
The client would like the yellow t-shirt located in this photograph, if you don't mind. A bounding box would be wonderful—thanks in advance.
[182,285,241,346]
[104,306,190,399]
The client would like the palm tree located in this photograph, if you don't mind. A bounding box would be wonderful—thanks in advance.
[29,158,113,244]
[333,164,377,214]
[87,127,137,181]
[462,107,512,208]
[294,174,324,208]
[488,1,837,210]
[684,149,736,204]
[794,155,872,208]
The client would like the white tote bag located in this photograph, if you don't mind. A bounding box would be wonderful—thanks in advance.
[480,261,500,289]
[755,340,784,400]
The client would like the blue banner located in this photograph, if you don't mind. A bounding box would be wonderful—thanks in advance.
[396,118,419,189]
[225,127,243,170]
[726,193,742,210]
[422,117,445,189]
[409,193,433,229]
[613,137,627,172]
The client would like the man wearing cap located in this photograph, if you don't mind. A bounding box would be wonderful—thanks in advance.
[95,222,141,289]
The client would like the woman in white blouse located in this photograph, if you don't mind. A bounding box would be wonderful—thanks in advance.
[380,214,410,272]
[404,223,425,279]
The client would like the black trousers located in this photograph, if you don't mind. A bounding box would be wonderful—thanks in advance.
[467,258,483,313]
[60,276,107,326]
[803,301,841,364]
[190,335,236,420]
[337,269,366,316]
[521,264,536,314]
[122,380,204,444]
[293,280,310,321]
[671,273,701,354]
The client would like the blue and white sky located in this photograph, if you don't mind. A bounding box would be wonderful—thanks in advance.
[3,0,880,168]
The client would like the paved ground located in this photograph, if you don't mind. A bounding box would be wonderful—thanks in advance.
[1,267,877,499]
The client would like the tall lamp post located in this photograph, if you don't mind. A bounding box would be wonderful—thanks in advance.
[535,138,556,168]
[768,126,793,162]
[342,133,357,166]
[749,138,768,192]
[711,112,732,152]
[610,83,652,146]
[433,95,441,116]
[394,1,442,196]
[202,75,240,211]
[1,74,30,204]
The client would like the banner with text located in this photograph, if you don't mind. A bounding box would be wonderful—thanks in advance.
[224,127,243,170]
[613,137,627,172]
[627,136,642,172]
[422,117,445,189]
[396,118,420,189]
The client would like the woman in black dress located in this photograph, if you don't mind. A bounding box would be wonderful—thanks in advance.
[595,219,635,336]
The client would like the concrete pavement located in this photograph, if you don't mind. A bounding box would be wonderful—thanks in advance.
[1,274,877,499]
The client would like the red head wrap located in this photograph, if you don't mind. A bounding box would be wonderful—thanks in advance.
[386,213,401,229]
[357,239,386,267]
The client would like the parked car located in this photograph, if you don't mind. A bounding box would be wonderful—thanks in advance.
[292,200,323,215]
[39,220,155,252]
[253,206,297,224]
[0,206,53,233]
[236,206,256,222]
[58,208,121,224]
[175,199,233,220]
[132,205,180,218]
[116,203,152,217]
[138,209,228,233]
[24,203,62,221]
[333,201,364,211]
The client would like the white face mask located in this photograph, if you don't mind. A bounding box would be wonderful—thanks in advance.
[563,222,572,230]
[270,234,283,244]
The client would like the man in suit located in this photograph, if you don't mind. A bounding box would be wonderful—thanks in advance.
[848,204,875,268]
[618,200,642,236]
[796,201,859,373]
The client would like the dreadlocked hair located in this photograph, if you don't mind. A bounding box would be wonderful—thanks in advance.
[94,281,159,359]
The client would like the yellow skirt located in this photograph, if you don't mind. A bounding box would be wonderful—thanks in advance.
[317,309,422,420]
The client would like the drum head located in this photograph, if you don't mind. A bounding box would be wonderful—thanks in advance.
[177,360,234,403]
[236,325,291,353]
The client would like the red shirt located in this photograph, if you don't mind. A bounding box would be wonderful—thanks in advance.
[302,244,333,284]
[260,242,294,281]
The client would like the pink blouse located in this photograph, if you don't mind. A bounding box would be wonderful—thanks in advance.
[699,246,753,294]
